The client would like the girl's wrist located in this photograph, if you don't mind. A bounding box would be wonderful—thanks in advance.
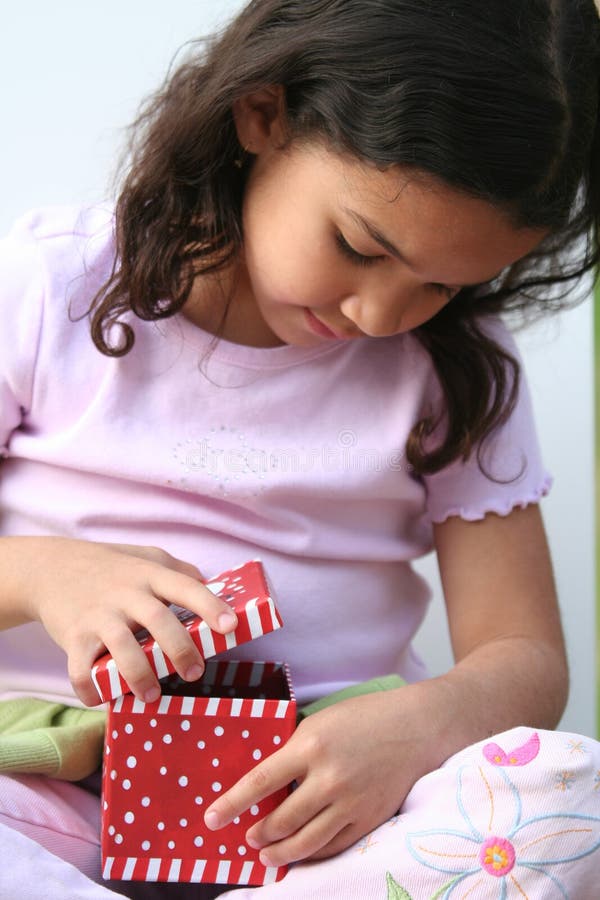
[399,677,471,771]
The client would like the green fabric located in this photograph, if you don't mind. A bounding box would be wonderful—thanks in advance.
[297,674,406,721]
[0,699,106,781]
[0,674,404,781]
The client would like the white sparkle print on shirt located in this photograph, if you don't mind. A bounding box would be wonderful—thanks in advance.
[171,424,408,499]
[172,426,267,499]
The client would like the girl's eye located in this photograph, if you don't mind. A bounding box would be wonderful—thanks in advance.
[335,232,382,268]
[336,230,460,298]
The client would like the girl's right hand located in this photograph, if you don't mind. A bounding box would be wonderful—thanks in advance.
[8,536,238,706]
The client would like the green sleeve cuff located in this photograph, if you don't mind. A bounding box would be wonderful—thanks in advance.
[0,699,106,781]
[297,674,406,721]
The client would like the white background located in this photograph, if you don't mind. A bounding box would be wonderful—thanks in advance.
[1,1,595,735]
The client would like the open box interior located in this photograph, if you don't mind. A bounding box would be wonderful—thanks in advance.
[158,660,292,701]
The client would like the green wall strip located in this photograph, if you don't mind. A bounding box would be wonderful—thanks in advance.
[594,280,600,738]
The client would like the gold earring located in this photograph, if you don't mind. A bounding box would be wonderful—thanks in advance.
[234,143,251,169]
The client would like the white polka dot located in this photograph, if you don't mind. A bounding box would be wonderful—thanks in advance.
[212,758,219,767]
[219,844,227,855]
[194,836,204,848]
[124,812,135,824]
[110,770,117,781]
[108,825,116,836]
[179,818,188,827]
[124,723,134,734]
[103,801,108,811]
[160,766,167,775]
[241,730,249,739]
[197,741,206,750]
[214,726,224,737]
[212,782,222,793]
[233,817,240,825]
[122,779,131,790]
[114,834,123,845]
[150,718,157,728]
[141,840,151,851]
[250,805,260,816]
[206,580,226,595]
[105,745,110,755]
[141,796,151,807]
[126,756,137,769]
[143,740,153,751]
[168,840,175,850]
[112,730,118,740]
[181,720,191,731]
[252,749,262,761]
[162,734,172,745]
[194,796,203,806]
[157,822,165,831]
[273,735,282,745]
[178,775,188,787]
[238,845,247,856]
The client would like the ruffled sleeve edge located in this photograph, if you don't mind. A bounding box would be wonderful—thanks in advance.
[429,470,553,525]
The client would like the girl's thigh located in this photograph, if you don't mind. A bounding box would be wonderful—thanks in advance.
[218,726,600,899]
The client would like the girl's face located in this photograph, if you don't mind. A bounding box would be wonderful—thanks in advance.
[190,96,547,348]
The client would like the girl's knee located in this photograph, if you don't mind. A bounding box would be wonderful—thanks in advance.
[388,727,600,897]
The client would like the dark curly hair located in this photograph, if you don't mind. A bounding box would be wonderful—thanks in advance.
[89,0,600,475]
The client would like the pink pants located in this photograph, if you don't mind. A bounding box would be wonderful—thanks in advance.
[2,727,599,899]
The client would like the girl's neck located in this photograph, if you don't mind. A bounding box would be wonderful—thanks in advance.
[182,264,285,349]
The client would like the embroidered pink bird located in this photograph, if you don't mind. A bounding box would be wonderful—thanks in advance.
[483,731,540,767]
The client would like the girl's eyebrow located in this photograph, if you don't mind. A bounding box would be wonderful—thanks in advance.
[341,207,498,287]
[342,207,407,262]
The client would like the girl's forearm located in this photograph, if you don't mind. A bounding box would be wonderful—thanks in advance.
[418,635,569,769]
[0,535,41,629]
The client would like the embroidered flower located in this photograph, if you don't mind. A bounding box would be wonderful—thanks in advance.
[356,832,378,854]
[480,836,516,876]
[406,750,600,898]
[555,770,576,791]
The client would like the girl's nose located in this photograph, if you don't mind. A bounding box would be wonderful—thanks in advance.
[339,292,403,338]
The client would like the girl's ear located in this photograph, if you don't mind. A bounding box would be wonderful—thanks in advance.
[232,85,287,154]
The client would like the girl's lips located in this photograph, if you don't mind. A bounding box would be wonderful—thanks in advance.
[304,308,354,340]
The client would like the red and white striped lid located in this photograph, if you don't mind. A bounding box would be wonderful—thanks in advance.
[91,560,283,703]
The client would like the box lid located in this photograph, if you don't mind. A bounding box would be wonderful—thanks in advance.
[91,559,282,703]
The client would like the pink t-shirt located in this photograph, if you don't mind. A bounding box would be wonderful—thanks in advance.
[0,206,551,706]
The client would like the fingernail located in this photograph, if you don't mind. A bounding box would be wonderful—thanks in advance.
[259,851,274,867]
[185,664,204,681]
[144,685,161,703]
[218,611,238,631]
[204,810,220,830]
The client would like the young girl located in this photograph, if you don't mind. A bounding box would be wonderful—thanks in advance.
[1,1,600,898]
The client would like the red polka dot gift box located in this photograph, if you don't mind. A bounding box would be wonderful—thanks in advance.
[94,560,297,888]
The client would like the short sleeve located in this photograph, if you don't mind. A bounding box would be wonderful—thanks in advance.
[0,214,46,456]
[421,318,552,524]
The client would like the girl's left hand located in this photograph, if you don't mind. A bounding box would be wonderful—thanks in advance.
[204,506,568,866]
[203,681,450,866]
